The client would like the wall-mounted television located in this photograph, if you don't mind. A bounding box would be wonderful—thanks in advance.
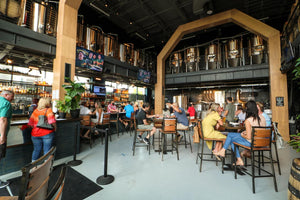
[76,47,104,72]
[93,86,106,96]
[138,69,151,83]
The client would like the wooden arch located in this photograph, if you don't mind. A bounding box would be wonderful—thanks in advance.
[155,9,289,140]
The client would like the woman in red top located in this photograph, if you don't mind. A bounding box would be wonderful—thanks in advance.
[187,103,196,120]
[28,97,56,161]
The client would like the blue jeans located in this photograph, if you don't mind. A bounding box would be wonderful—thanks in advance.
[223,132,251,158]
[31,132,55,161]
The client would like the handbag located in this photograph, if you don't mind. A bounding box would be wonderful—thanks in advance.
[192,125,200,143]
[36,109,54,130]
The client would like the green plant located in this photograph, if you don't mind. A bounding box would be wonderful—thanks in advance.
[56,78,85,113]
[288,58,300,152]
[55,99,69,113]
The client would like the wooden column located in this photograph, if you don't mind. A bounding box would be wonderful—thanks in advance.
[52,0,82,102]
[268,35,289,141]
[155,9,289,140]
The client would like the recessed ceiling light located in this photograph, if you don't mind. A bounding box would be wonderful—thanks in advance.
[6,59,13,64]
[129,21,133,25]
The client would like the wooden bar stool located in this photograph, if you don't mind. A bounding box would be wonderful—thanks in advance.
[160,118,179,161]
[233,126,278,193]
[132,119,150,156]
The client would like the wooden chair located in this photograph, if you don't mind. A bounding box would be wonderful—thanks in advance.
[94,113,111,144]
[45,165,67,200]
[233,126,278,193]
[196,120,225,173]
[80,115,94,148]
[258,122,281,175]
[160,118,178,161]
[0,147,56,200]
[177,118,193,153]
[132,118,150,156]
[109,113,121,137]
[123,112,135,136]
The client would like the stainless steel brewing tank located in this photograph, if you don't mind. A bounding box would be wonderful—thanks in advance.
[186,48,196,72]
[31,2,47,33]
[171,53,182,73]
[250,35,264,64]
[207,44,217,69]
[228,39,239,67]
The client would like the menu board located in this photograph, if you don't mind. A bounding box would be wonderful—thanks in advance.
[76,47,104,72]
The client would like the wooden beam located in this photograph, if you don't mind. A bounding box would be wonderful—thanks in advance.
[155,9,289,140]
[53,0,82,105]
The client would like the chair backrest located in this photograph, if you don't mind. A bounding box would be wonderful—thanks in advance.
[19,147,56,200]
[251,126,272,148]
[162,118,177,132]
[81,115,91,126]
[46,165,67,200]
[197,120,204,139]
[130,112,135,119]
[102,113,110,125]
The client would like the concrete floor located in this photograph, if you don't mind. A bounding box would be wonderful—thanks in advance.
[1,130,298,200]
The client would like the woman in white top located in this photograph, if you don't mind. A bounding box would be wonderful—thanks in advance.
[83,101,103,139]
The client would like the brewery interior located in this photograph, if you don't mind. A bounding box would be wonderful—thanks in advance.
[0,0,300,199]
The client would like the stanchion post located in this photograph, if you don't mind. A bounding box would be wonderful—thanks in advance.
[68,122,82,166]
[97,128,114,185]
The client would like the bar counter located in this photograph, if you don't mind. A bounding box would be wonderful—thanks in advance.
[0,118,81,175]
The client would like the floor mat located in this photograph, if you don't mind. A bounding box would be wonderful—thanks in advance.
[0,164,103,199]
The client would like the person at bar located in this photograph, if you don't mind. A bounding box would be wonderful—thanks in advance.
[214,100,266,165]
[187,102,196,120]
[257,102,271,126]
[122,101,134,129]
[0,90,14,187]
[136,102,157,145]
[20,98,39,144]
[107,100,118,113]
[80,101,92,115]
[202,103,226,158]
[235,104,246,123]
[166,102,189,142]
[223,97,235,122]
[28,97,56,161]
[82,101,102,139]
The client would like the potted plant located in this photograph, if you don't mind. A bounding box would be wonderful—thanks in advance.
[289,57,300,152]
[56,78,85,118]
[55,100,68,118]
[287,57,300,200]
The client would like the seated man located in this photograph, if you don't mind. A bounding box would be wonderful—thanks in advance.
[136,102,157,145]
[80,102,92,115]
[166,102,189,142]
[122,101,134,128]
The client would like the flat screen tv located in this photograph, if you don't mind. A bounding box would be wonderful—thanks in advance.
[76,47,104,72]
[137,69,151,83]
[93,86,106,96]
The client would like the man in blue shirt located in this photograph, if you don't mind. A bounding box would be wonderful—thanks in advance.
[167,102,189,142]
[122,101,134,129]
[0,90,14,187]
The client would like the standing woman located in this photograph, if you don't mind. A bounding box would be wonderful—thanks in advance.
[28,97,56,161]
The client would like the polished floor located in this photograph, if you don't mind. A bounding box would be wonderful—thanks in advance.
[1,130,298,200]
